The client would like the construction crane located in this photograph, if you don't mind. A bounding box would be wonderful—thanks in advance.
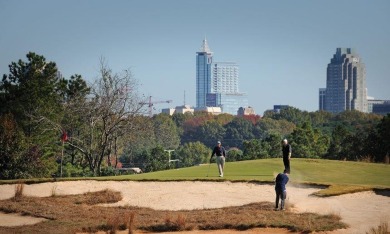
[140,96,172,117]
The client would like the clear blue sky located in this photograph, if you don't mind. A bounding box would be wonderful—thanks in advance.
[1,0,389,115]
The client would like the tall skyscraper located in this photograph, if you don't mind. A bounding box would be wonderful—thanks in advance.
[320,48,368,113]
[196,38,248,115]
[196,38,213,108]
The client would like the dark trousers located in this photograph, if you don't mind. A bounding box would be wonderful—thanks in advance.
[283,157,290,173]
[275,190,287,209]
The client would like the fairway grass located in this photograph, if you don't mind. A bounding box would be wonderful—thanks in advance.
[1,158,389,196]
[102,158,390,196]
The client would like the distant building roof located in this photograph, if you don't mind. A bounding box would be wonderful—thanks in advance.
[162,105,194,115]
[194,106,222,115]
[237,106,256,116]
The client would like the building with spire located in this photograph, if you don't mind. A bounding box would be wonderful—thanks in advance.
[196,38,249,115]
[196,38,213,108]
[319,48,368,113]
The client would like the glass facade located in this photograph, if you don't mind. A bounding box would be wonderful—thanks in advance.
[196,38,249,115]
[196,39,213,108]
[206,93,217,107]
[318,88,326,110]
[372,102,390,115]
[219,93,248,115]
[212,62,239,93]
[324,48,367,113]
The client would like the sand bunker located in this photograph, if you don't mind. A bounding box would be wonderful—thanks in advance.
[0,181,389,233]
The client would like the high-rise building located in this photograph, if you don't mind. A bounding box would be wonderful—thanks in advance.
[212,62,239,93]
[196,38,213,108]
[320,48,368,113]
[319,88,326,111]
[196,38,249,115]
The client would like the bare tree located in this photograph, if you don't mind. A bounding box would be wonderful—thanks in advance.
[66,59,146,175]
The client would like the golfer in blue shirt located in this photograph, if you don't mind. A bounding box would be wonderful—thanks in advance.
[275,169,289,211]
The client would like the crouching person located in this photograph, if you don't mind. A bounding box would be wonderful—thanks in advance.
[275,169,289,211]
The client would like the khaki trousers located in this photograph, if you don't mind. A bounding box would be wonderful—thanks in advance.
[216,156,225,176]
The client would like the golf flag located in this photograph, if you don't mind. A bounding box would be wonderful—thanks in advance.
[61,130,68,142]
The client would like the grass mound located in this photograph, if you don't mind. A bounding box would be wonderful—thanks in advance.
[312,184,373,197]
[73,189,122,205]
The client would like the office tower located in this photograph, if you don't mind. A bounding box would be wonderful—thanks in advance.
[212,62,239,93]
[207,61,248,114]
[196,38,213,108]
[322,48,368,113]
[196,39,249,115]
[319,88,326,111]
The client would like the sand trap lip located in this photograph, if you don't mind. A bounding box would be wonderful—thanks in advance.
[0,181,389,234]
[0,212,47,227]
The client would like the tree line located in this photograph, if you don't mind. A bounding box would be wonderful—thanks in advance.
[1,53,389,179]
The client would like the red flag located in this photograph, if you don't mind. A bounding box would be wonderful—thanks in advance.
[61,130,68,142]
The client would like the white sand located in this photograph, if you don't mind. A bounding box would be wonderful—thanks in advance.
[0,181,389,233]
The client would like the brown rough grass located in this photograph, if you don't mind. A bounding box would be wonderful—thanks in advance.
[13,183,24,202]
[0,189,347,234]
[366,221,389,234]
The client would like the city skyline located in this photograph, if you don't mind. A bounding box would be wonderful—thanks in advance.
[1,1,389,115]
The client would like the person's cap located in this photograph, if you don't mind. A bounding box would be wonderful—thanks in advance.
[217,141,221,144]
[283,139,288,143]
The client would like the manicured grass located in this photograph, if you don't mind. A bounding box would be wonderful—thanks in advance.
[290,158,389,188]
[99,158,390,195]
[102,158,390,186]
[1,158,389,195]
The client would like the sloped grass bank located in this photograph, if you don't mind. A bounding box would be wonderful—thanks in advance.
[105,158,390,196]
[1,158,389,196]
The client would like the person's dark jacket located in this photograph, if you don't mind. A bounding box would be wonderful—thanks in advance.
[282,144,292,159]
[211,146,226,157]
[275,172,289,192]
